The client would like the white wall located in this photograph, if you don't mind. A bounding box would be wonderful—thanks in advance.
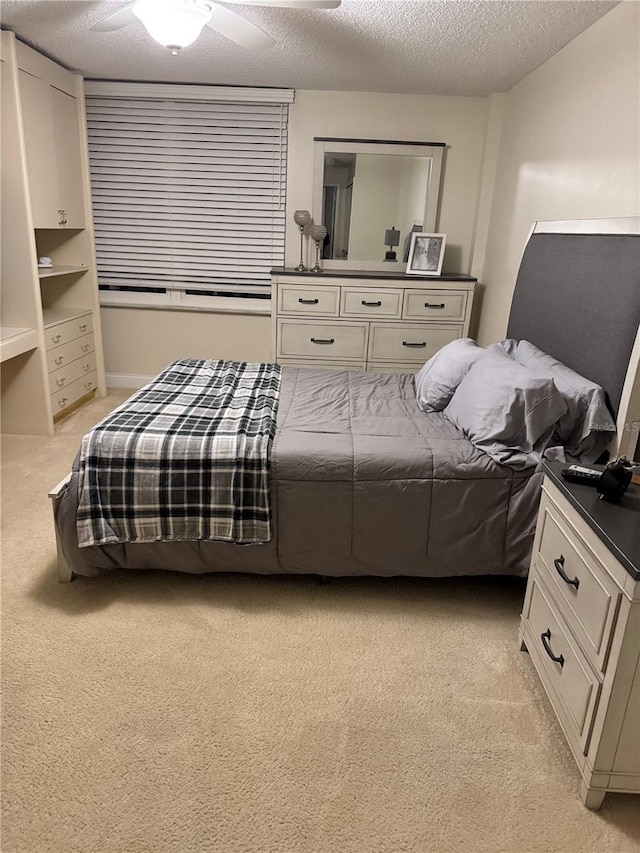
[101,307,271,381]
[477,1,639,345]
[348,154,405,260]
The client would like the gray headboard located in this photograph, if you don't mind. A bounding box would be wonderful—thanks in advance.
[507,225,640,417]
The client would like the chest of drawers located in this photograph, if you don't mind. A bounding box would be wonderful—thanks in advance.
[519,462,640,809]
[44,310,98,419]
[271,270,476,372]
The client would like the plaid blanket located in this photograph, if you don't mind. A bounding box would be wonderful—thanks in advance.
[76,359,282,547]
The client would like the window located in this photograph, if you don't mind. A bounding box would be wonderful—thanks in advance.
[85,82,292,312]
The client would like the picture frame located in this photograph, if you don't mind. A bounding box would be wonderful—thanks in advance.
[406,232,447,276]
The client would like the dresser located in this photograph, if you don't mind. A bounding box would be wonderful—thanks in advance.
[45,309,98,419]
[519,461,640,809]
[270,269,476,372]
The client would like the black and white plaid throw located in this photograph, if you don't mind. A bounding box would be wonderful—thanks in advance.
[76,359,282,547]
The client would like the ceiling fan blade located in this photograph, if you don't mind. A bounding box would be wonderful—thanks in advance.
[90,3,138,32]
[207,5,276,50]
[230,1,341,7]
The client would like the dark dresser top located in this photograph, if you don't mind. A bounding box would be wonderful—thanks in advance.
[543,460,640,581]
[271,267,477,283]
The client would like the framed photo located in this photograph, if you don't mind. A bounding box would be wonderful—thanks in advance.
[406,232,447,276]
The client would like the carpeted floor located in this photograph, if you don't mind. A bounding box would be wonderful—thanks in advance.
[1,391,639,853]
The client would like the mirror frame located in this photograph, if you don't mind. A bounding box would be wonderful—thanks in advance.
[312,137,445,271]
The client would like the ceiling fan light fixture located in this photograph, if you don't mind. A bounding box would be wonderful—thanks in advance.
[132,0,213,51]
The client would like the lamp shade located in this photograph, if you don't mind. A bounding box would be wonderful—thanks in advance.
[385,227,401,248]
[133,0,212,49]
[309,224,327,242]
[293,209,311,228]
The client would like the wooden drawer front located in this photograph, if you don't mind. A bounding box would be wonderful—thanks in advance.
[403,290,468,321]
[279,285,339,317]
[537,503,620,669]
[368,323,461,362]
[341,288,401,318]
[526,575,600,750]
[51,370,98,415]
[48,353,97,395]
[46,333,95,372]
[278,320,367,361]
[45,313,93,350]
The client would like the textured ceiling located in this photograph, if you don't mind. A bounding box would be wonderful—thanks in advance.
[0,0,619,96]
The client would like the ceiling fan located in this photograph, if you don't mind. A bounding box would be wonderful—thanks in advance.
[90,0,341,54]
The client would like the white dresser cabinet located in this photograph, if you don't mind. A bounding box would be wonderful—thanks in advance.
[18,63,86,228]
[1,32,105,435]
[519,462,640,809]
[271,269,476,372]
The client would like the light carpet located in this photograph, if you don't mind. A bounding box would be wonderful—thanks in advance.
[1,390,639,853]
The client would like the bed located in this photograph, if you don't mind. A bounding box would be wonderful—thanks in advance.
[50,218,640,582]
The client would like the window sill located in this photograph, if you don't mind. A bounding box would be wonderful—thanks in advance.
[99,295,272,317]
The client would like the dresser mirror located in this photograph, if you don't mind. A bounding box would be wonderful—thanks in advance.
[312,138,445,271]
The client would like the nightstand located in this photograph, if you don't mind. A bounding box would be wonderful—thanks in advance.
[519,460,640,809]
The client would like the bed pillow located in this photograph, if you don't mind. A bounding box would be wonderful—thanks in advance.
[443,343,567,470]
[414,337,482,412]
[496,338,518,357]
[514,340,616,462]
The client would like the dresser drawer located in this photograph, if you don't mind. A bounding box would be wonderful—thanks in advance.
[277,320,367,361]
[403,290,468,321]
[46,333,95,372]
[341,288,401,318]
[368,323,461,362]
[536,499,621,671]
[44,313,93,351]
[278,285,339,316]
[48,353,97,395]
[51,370,98,416]
[525,574,601,753]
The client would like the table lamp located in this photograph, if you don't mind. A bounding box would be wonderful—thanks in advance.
[384,227,401,261]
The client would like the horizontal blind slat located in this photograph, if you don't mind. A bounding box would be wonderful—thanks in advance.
[87,91,287,299]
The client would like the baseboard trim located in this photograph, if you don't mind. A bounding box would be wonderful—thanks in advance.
[106,373,154,389]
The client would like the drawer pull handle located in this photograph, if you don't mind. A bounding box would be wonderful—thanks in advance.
[84,381,93,390]
[554,555,579,590]
[54,356,64,365]
[52,334,62,344]
[310,337,335,345]
[83,363,92,371]
[361,300,382,307]
[81,344,90,352]
[56,378,66,387]
[58,398,68,408]
[402,341,427,348]
[79,324,88,332]
[540,629,564,667]
[298,298,319,305]
[425,303,445,309]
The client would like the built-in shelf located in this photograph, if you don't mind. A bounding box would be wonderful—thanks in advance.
[0,326,39,363]
[42,306,92,328]
[38,265,88,279]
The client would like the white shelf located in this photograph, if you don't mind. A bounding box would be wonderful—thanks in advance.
[0,326,38,363]
[38,265,88,279]
[42,306,92,328]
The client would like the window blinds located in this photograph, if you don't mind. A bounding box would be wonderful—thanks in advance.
[85,93,288,299]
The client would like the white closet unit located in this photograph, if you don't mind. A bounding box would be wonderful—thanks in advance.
[0,32,106,435]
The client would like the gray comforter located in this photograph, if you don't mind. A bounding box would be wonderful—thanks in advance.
[54,367,542,578]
